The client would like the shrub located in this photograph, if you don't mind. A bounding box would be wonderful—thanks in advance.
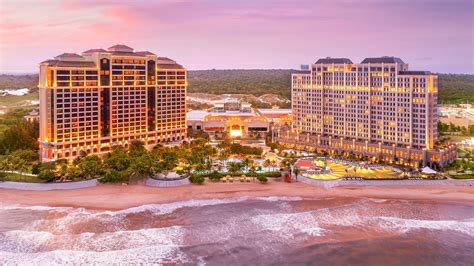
[229,143,263,156]
[257,175,268,183]
[189,174,205,185]
[99,170,125,183]
[208,171,223,181]
[260,171,281,178]
[31,163,41,175]
[38,171,55,182]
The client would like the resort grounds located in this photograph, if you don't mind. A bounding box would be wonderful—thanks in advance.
[300,161,403,181]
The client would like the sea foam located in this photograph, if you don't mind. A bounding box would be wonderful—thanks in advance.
[376,217,474,236]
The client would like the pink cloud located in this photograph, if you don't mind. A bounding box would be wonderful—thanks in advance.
[0,0,472,73]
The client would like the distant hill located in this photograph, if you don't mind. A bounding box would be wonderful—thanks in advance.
[1,71,472,104]
[0,74,37,90]
[437,74,474,104]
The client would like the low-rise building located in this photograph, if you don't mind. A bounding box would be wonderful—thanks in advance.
[187,108,291,139]
[24,109,40,123]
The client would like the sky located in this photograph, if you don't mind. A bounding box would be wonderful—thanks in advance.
[0,0,473,73]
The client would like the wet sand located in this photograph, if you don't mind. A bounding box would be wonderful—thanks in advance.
[1,180,473,210]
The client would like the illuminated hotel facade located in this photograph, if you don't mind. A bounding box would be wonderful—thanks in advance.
[276,57,456,168]
[38,45,186,161]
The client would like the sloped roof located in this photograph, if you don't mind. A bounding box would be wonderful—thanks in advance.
[421,166,437,174]
[54,53,83,59]
[136,51,156,56]
[82,48,108,54]
[108,44,134,52]
[361,57,405,64]
[41,60,96,67]
[315,58,353,64]
[157,57,175,61]
[109,51,146,57]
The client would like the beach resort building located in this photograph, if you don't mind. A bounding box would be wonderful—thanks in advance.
[187,105,291,139]
[276,57,456,168]
[38,44,186,161]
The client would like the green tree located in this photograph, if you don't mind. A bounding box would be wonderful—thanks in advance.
[161,151,178,170]
[131,153,162,176]
[77,155,103,179]
[0,120,39,154]
[100,170,125,183]
[227,161,243,174]
[129,140,147,158]
[38,171,55,182]
[104,148,130,172]
[241,158,250,172]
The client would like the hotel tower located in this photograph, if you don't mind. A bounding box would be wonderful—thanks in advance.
[38,45,186,161]
[276,57,456,168]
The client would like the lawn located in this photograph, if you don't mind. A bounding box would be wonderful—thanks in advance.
[0,172,44,183]
[0,93,39,106]
[449,174,474,180]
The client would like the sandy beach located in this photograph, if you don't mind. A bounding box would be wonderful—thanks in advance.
[1,180,473,210]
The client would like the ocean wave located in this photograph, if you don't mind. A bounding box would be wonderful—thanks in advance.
[0,204,72,212]
[113,196,303,216]
[251,211,325,238]
[4,196,305,234]
[0,245,189,265]
[0,226,184,253]
[376,217,474,236]
[1,196,303,216]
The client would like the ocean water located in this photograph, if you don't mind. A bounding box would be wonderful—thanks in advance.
[0,196,473,265]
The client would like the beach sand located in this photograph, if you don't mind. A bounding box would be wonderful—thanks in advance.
[1,180,473,210]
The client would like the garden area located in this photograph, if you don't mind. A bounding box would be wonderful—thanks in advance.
[446,151,474,179]
[0,128,285,185]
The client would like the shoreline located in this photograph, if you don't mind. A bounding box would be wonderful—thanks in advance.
[1,180,473,210]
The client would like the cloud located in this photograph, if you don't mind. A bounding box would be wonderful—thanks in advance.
[0,0,472,73]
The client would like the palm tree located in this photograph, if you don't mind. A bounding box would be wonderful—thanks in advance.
[241,158,250,173]
[270,160,277,172]
[263,159,271,171]
[227,161,242,175]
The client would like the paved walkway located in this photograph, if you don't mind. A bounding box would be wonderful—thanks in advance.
[0,179,99,191]
[145,177,190,187]
[298,175,474,188]
[0,170,37,177]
